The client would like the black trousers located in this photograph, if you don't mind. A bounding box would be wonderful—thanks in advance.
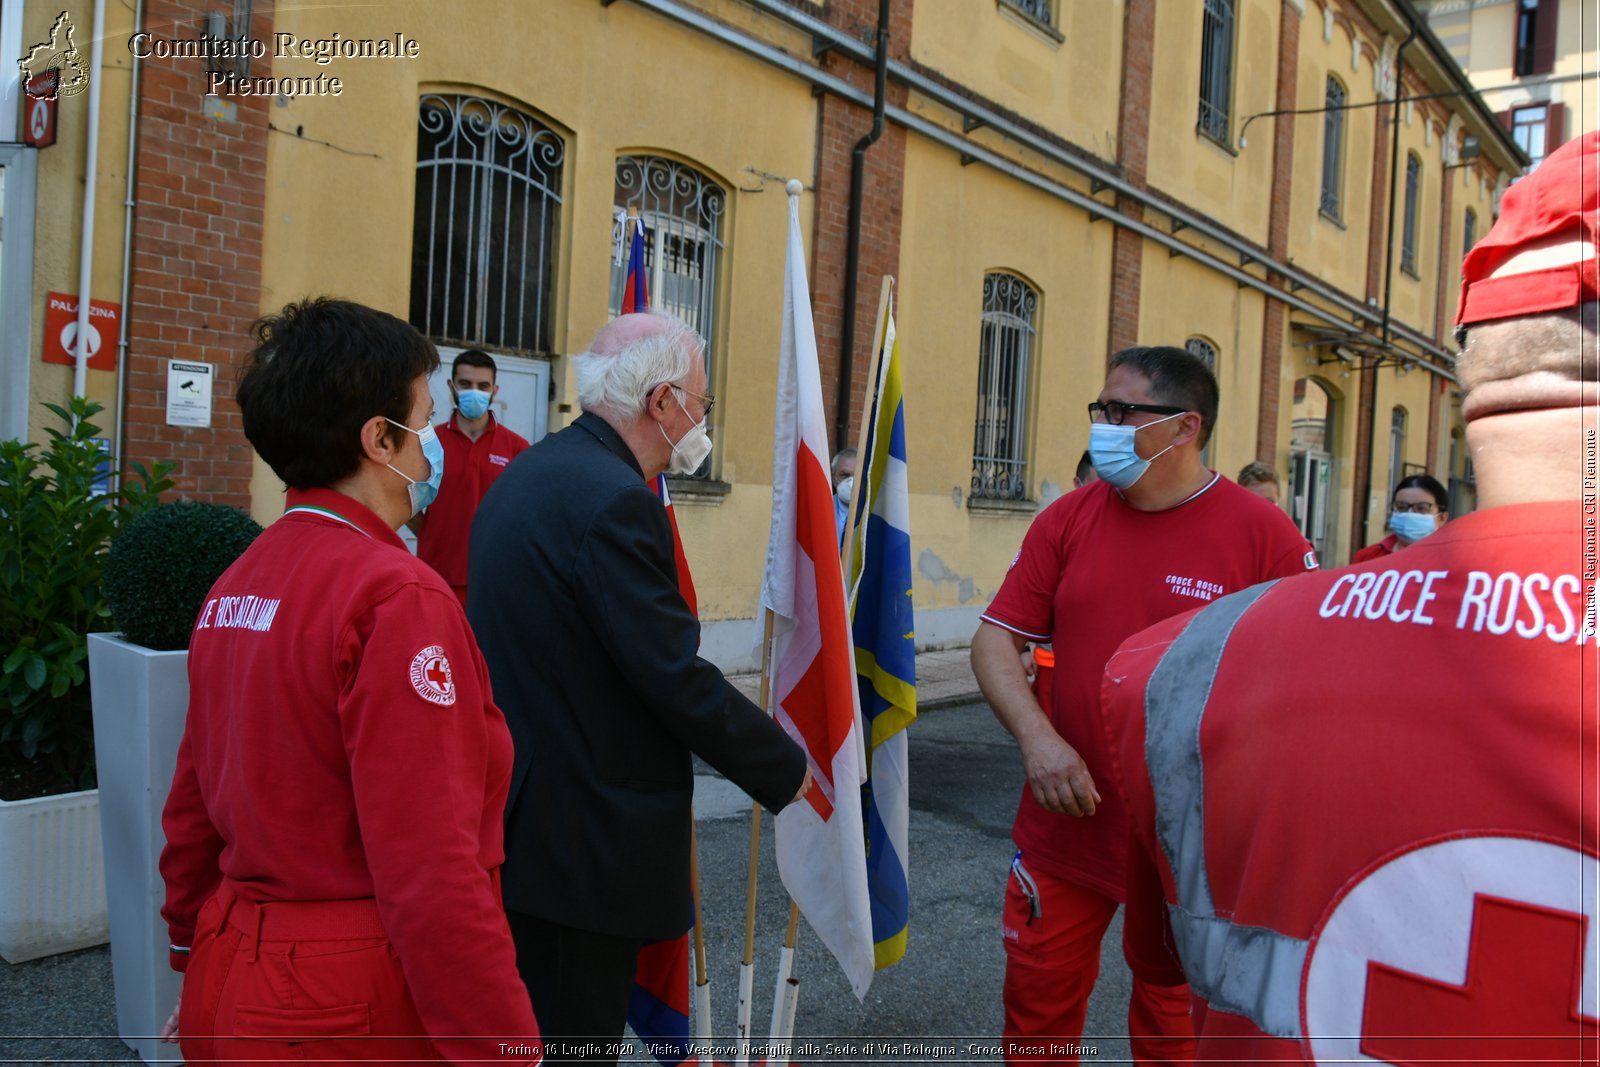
[506,909,645,1066]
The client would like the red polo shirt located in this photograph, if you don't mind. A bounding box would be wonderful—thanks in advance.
[416,412,530,587]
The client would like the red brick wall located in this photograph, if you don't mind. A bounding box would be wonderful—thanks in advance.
[809,0,911,450]
[1107,0,1155,359]
[1256,1,1301,462]
[122,0,271,507]
[1431,152,1455,344]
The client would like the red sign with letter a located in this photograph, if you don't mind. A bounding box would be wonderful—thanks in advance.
[23,70,58,148]
[41,292,121,372]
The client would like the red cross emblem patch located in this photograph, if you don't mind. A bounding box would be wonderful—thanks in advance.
[408,645,456,707]
[1302,834,1598,1064]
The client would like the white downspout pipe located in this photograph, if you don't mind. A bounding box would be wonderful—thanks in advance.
[72,0,107,400]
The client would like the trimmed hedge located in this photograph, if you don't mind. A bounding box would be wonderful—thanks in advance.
[103,502,263,652]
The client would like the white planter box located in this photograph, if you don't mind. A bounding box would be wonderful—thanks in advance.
[88,632,187,1065]
[0,787,109,962]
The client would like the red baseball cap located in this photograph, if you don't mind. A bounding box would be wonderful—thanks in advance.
[1456,130,1598,326]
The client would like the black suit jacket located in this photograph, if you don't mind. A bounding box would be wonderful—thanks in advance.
[468,412,806,939]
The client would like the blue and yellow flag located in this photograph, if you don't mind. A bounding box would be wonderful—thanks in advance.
[846,293,916,970]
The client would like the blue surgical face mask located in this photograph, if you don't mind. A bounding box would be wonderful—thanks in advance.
[455,388,491,420]
[385,419,445,516]
[1088,412,1184,490]
[1389,510,1439,544]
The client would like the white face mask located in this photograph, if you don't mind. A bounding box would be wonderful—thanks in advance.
[660,389,712,476]
[835,476,854,506]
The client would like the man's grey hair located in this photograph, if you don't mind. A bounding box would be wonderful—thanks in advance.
[831,448,857,480]
[573,311,702,419]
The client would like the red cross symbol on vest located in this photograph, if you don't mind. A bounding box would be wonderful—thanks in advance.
[1303,835,1598,1064]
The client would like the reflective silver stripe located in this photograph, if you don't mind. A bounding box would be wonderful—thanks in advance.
[1144,580,1311,1040]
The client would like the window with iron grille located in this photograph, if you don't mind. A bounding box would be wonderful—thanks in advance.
[1185,338,1219,464]
[1401,152,1421,277]
[999,0,1054,30]
[1185,337,1218,372]
[1389,407,1407,495]
[608,156,726,384]
[410,93,564,354]
[1463,208,1477,255]
[1320,75,1346,220]
[971,273,1037,503]
[1197,0,1235,145]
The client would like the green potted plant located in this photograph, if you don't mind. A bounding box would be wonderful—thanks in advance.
[90,499,261,1065]
[0,398,170,963]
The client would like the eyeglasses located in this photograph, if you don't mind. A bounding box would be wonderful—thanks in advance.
[1392,502,1439,514]
[1087,400,1188,425]
[676,385,715,418]
[648,382,715,418]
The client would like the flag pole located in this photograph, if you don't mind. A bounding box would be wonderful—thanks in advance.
[736,607,776,1067]
[689,817,713,1065]
[839,276,894,575]
[768,902,802,1045]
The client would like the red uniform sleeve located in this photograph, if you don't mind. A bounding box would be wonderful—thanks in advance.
[338,580,541,1065]
[980,499,1070,640]
[159,727,225,971]
[1260,508,1320,580]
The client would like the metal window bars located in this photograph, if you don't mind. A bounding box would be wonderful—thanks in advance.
[609,156,726,386]
[971,273,1037,502]
[1320,76,1345,219]
[1185,337,1218,372]
[999,0,1054,29]
[410,94,564,355]
[1401,153,1421,275]
[1197,0,1234,143]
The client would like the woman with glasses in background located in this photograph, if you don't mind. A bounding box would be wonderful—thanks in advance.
[1352,473,1451,563]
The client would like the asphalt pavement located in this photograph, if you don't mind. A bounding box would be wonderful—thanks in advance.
[0,649,1137,1065]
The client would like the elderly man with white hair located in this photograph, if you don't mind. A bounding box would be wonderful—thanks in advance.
[469,311,810,1064]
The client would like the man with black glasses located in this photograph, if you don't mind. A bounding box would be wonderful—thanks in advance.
[971,345,1316,1063]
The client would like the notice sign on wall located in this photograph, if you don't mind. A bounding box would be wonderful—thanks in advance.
[166,361,214,428]
[41,292,121,371]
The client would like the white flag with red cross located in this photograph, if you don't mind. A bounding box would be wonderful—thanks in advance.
[759,188,874,1000]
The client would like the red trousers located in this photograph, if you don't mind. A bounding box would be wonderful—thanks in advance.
[1002,857,1195,1066]
[179,883,440,1063]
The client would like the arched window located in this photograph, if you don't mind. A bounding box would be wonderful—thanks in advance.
[1186,337,1219,463]
[410,93,564,354]
[1401,152,1422,277]
[1197,0,1235,144]
[1185,337,1218,372]
[1464,207,1478,255]
[609,156,726,382]
[1320,75,1346,220]
[972,272,1037,502]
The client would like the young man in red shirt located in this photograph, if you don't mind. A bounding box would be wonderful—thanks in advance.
[971,345,1317,1064]
[414,349,531,605]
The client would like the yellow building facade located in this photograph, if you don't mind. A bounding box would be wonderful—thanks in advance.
[5,0,1522,668]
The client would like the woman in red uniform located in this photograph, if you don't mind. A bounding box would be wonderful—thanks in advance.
[157,299,541,1064]
[1351,473,1450,564]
